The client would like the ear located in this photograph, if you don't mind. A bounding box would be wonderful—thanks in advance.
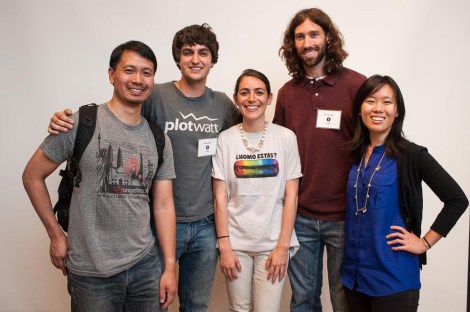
[233,94,238,107]
[108,67,115,85]
[267,93,273,105]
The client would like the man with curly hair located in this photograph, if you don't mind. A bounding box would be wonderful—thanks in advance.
[273,8,366,312]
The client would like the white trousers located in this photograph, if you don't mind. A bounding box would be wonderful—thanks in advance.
[226,250,287,312]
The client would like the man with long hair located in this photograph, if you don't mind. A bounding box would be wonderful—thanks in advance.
[273,8,366,312]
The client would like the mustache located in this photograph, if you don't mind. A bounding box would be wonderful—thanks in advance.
[301,46,320,54]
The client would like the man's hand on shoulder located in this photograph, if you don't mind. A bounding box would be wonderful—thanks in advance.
[48,109,74,135]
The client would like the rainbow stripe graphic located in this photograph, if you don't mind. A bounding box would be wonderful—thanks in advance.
[234,159,279,178]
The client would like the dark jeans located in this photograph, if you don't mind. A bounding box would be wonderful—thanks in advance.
[344,287,419,312]
[67,246,164,312]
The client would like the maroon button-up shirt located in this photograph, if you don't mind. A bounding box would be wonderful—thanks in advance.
[273,67,366,220]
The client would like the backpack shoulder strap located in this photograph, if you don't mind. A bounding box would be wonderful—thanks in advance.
[146,119,165,170]
[71,103,97,186]
[74,103,98,161]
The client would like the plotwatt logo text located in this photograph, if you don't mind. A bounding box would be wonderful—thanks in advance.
[164,119,219,133]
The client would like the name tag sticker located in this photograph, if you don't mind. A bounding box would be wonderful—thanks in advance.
[316,109,341,130]
[198,138,217,157]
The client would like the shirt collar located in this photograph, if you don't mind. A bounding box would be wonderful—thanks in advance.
[299,68,342,87]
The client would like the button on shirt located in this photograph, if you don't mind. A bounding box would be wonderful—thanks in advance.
[342,145,421,296]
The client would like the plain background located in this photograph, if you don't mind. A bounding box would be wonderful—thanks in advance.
[1,0,469,311]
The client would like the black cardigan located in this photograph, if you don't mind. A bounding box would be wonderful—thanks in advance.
[397,142,468,265]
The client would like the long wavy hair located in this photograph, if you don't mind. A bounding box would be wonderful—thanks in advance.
[280,8,348,80]
[349,75,409,163]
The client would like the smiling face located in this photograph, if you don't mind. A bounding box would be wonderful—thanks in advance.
[294,19,328,76]
[361,84,398,144]
[178,44,213,84]
[234,76,272,127]
[108,50,154,106]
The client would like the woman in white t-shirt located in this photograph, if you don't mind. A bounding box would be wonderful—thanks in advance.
[212,69,302,311]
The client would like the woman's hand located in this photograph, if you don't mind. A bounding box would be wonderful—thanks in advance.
[386,225,429,255]
[219,245,241,281]
[266,245,288,284]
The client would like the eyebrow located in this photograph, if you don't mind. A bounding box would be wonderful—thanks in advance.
[295,30,320,35]
[239,87,266,92]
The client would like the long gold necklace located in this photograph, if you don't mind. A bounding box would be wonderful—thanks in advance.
[354,152,386,215]
[239,121,268,153]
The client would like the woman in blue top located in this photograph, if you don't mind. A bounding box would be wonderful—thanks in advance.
[341,75,468,312]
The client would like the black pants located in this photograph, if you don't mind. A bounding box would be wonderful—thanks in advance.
[344,287,419,312]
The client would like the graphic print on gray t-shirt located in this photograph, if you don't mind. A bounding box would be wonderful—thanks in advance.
[95,133,155,197]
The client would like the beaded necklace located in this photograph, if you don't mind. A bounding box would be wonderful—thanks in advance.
[354,152,386,215]
[239,121,268,153]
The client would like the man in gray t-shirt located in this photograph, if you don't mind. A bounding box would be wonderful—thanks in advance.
[49,25,240,312]
[24,41,177,311]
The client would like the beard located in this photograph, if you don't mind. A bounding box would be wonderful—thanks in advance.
[298,45,327,69]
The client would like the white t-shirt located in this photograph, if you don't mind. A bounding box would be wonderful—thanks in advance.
[212,122,302,253]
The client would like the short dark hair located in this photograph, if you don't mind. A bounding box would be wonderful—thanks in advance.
[349,75,408,162]
[109,41,157,74]
[280,8,348,80]
[172,24,219,68]
[234,69,271,95]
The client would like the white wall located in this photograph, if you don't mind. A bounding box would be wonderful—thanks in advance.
[1,0,469,311]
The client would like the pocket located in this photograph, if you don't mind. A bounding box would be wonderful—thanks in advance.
[370,172,397,209]
[205,213,215,224]
[147,244,158,257]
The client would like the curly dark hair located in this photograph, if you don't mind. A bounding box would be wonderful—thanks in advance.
[172,23,219,69]
[280,8,348,80]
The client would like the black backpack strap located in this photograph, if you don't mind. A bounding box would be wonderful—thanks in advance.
[70,103,97,187]
[146,119,165,239]
[146,119,165,170]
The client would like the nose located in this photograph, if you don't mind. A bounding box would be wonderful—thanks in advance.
[303,36,315,48]
[248,92,256,102]
[131,73,143,84]
[191,53,200,64]
[372,102,383,112]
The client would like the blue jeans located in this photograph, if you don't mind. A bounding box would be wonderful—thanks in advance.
[288,215,347,312]
[175,214,218,312]
[67,245,164,312]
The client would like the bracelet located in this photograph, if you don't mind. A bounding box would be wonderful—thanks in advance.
[217,235,229,239]
[422,236,432,249]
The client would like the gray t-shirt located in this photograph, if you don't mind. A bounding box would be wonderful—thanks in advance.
[142,82,240,222]
[41,104,175,277]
